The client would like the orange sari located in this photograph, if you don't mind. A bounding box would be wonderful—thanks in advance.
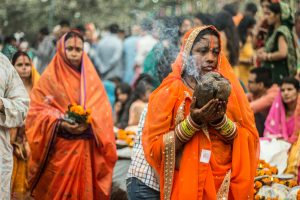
[25,32,117,200]
[11,65,40,200]
[142,26,259,200]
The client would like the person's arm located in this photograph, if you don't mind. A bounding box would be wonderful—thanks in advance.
[259,35,288,62]
[267,35,288,61]
[0,60,29,128]
[250,93,274,113]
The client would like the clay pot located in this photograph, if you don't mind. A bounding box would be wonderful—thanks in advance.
[194,72,231,108]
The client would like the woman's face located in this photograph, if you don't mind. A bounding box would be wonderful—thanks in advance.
[265,8,280,26]
[190,34,220,75]
[180,19,192,35]
[281,83,298,105]
[14,55,31,79]
[65,36,83,68]
[116,88,128,104]
[193,18,203,27]
[261,0,271,16]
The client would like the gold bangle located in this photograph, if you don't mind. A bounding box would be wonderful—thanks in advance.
[175,125,190,143]
[210,115,227,130]
[181,120,195,137]
[187,115,202,130]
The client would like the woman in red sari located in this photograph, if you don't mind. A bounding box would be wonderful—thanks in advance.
[142,26,259,200]
[25,31,117,200]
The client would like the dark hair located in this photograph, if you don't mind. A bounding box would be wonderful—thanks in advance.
[280,77,300,91]
[59,19,70,27]
[64,31,84,42]
[118,74,154,128]
[223,3,239,16]
[109,24,120,34]
[238,15,256,45]
[140,18,153,32]
[11,51,31,66]
[114,82,132,124]
[4,35,16,45]
[194,13,214,26]
[39,27,49,36]
[191,27,220,51]
[214,11,240,66]
[75,24,85,34]
[115,83,131,102]
[245,2,258,16]
[267,2,294,30]
[267,2,281,15]
[260,0,271,4]
[250,67,273,88]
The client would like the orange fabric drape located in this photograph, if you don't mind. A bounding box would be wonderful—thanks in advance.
[142,26,259,200]
[25,31,117,200]
[31,66,40,86]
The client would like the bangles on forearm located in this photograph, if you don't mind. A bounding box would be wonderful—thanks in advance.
[209,115,237,142]
[175,115,202,143]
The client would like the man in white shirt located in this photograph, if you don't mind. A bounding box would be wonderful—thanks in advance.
[0,53,29,199]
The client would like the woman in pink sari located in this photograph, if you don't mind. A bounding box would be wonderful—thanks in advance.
[264,77,300,180]
[264,77,300,143]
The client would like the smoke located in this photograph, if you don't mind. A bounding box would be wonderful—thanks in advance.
[183,54,202,83]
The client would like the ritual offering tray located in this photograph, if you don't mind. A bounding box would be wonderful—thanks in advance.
[254,160,300,200]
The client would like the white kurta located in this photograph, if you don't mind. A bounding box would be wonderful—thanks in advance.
[0,53,29,199]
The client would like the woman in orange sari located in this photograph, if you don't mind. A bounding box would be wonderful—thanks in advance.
[142,26,259,200]
[25,31,117,200]
[10,51,40,199]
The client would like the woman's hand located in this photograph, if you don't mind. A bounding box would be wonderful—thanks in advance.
[189,97,227,125]
[256,48,267,61]
[114,101,122,114]
[61,121,89,135]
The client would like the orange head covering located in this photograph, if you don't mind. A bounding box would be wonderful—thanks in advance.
[25,31,117,199]
[142,26,259,200]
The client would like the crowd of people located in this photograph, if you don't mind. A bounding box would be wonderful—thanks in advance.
[0,0,300,199]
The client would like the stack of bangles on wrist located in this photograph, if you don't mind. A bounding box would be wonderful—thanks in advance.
[175,115,202,143]
[209,115,237,142]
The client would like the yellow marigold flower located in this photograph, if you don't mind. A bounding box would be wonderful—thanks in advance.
[86,108,92,115]
[86,115,92,124]
[118,130,127,140]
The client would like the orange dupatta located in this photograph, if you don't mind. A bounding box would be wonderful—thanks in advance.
[142,26,259,200]
[25,31,117,200]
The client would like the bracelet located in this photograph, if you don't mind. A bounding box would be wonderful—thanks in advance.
[209,115,227,130]
[187,115,202,130]
[175,117,199,143]
[219,119,237,139]
[267,53,272,61]
[181,120,195,137]
[175,125,191,143]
